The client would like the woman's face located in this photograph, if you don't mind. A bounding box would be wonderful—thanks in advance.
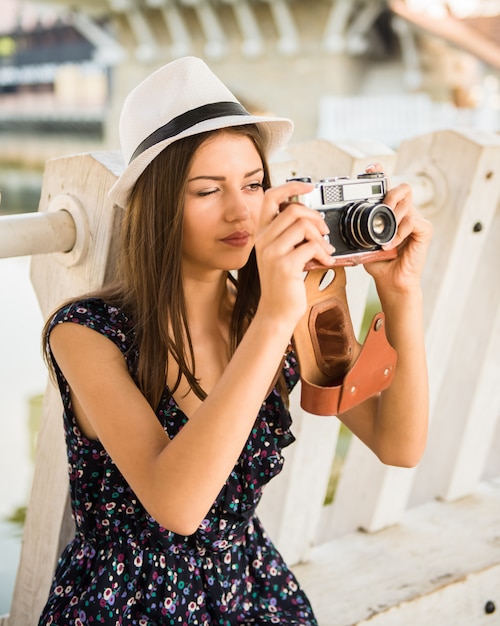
[182,131,265,277]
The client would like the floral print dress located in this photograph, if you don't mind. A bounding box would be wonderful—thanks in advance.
[38,298,317,625]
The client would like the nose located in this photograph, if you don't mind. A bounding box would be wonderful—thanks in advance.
[224,189,251,222]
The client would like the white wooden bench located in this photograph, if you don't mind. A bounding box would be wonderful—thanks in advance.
[1,130,500,625]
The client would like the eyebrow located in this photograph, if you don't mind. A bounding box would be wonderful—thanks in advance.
[187,167,264,183]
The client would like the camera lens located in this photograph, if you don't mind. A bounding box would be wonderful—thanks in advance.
[372,213,389,237]
[342,201,397,250]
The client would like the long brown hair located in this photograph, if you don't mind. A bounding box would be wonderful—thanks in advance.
[43,125,288,409]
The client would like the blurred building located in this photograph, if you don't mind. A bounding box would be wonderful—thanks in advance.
[0,1,110,140]
[0,0,499,169]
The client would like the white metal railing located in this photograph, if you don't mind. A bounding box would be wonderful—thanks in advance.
[1,133,500,626]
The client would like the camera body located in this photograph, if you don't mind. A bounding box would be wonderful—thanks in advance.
[289,173,397,265]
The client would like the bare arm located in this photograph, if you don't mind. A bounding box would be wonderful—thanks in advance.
[339,179,433,467]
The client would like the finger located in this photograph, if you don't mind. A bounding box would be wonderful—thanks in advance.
[384,213,413,249]
[265,215,334,259]
[260,181,314,226]
[383,208,431,251]
[257,208,335,275]
[399,212,433,245]
[383,183,413,213]
[365,162,384,174]
[379,183,413,247]
[261,202,330,243]
[288,238,337,271]
[382,209,414,250]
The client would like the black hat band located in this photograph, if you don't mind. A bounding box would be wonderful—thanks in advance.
[130,101,250,163]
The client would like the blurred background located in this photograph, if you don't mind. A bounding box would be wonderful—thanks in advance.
[1,0,499,615]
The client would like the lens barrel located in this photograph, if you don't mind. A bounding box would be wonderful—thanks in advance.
[342,201,397,250]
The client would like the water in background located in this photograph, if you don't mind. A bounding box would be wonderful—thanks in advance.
[0,180,46,616]
[0,166,42,215]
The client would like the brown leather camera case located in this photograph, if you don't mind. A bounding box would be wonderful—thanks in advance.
[293,267,397,416]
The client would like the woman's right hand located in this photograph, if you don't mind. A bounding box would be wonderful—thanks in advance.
[254,180,336,329]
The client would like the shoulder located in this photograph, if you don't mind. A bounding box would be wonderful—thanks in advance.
[48,298,135,356]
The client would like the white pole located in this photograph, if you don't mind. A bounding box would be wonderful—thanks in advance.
[0,211,76,259]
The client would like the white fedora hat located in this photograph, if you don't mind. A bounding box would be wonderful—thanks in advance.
[108,56,294,208]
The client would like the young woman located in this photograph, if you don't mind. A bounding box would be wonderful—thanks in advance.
[39,57,432,625]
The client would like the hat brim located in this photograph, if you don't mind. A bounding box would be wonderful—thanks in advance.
[108,114,293,208]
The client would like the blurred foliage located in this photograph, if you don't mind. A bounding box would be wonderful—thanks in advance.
[5,506,26,531]
[0,36,16,57]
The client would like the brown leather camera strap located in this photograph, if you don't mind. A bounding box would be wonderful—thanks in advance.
[292,267,397,416]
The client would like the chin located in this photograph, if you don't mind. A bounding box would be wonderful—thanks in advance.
[222,249,253,271]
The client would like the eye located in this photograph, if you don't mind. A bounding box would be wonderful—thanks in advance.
[196,188,219,197]
[245,182,264,192]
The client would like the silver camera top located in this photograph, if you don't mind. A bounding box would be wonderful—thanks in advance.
[293,173,387,209]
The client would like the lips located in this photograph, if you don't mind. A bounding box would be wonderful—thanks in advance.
[220,231,251,247]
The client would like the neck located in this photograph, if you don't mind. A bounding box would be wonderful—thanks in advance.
[182,269,234,331]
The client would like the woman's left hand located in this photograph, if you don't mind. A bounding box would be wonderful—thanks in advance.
[363,165,433,295]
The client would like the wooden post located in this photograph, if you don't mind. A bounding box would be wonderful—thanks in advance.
[318,129,500,539]
[411,131,500,504]
[6,151,123,626]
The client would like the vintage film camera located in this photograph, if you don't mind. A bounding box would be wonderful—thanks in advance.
[288,173,397,265]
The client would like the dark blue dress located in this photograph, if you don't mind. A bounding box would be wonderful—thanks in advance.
[38,298,317,625]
